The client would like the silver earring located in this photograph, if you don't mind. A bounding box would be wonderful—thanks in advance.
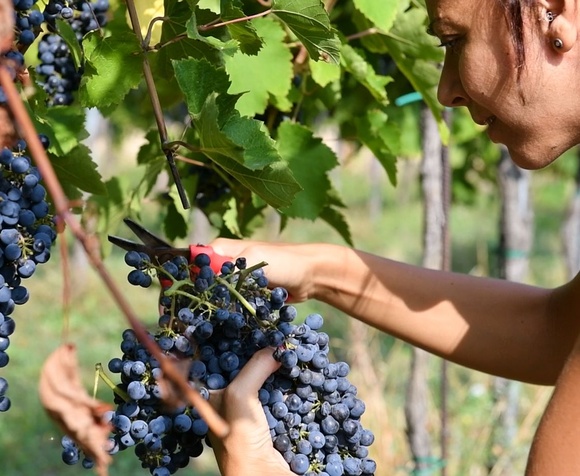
[546,11,554,23]
[554,38,563,48]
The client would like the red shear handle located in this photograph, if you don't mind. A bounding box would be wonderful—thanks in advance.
[188,245,232,274]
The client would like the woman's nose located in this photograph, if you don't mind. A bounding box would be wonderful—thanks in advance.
[437,55,469,108]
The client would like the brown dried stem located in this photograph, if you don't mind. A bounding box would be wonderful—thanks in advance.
[124,0,190,209]
[0,65,229,438]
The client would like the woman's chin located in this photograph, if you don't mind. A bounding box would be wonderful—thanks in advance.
[504,143,564,170]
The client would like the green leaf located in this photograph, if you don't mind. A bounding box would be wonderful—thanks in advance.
[309,57,340,87]
[79,30,143,108]
[198,0,219,13]
[137,129,163,165]
[209,155,301,209]
[221,114,281,169]
[271,0,340,63]
[224,17,293,116]
[197,94,281,170]
[55,19,83,69]
[359,6,448,141]
[31,106,88,156]
[319,204,353,246]
[164,199,188,240]
[356,109,400,186]
[50,144,107,195]
[276,122,338,219]
[173,57,237,121]
[222,197,242,236]
[186,8,240,55]
[341,44,391,105]
[220,0,263,55]
[157,0,222,63]
[352,0,403,33]
[135,129,167,196]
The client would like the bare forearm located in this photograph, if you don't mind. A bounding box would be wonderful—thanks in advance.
[311,244,576,385]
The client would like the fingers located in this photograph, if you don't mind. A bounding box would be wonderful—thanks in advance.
[227,347,280,397]
[210,238,251,259]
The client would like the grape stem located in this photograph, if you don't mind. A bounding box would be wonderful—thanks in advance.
[95,363,130,403]
[216,272,266,318]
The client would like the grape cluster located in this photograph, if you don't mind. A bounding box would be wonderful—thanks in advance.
[36,0,109,106]
[13,0,44,49]
[189,164,231,210]
[0,138,57,412]
[63,250,376,475]
[1,0,37,106]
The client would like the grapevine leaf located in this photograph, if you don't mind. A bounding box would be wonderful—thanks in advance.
[271,0,340,63]
[220,0,263,55]
[31,106,88,156]
[79,30,143,109]
[309,57,340,87]
[186,8,240,55]
[136,129,166,195]
[341,44,391,105]
[196,93,281,171]
[209,154,301,209]
[198,0,219,13]
[46,109,88,156]
[55,19,83,69]
[356,109,400,186]
[352,0,403,33]
[173,57,238,122]
[50,144,107,195]
[276,122,338,219]
[87,177,132,255]
[224,18,293,116]
[137,129,163,165]
[319,204,353,246]
[164,199,188,240]
[155,0,221,71]
[58,179,83,204]
[355,6,448,141]
[141,156,167,197]
[222,197,241,236]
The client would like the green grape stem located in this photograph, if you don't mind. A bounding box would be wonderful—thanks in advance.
[215,275,257,317]
[95,363,130,403]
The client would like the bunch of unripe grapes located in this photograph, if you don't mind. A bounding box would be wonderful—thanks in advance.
[63,251,377,475]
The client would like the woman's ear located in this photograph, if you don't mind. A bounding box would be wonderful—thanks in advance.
[537,0,577,52]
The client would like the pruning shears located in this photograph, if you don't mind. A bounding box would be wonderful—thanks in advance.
[107,218,232,280]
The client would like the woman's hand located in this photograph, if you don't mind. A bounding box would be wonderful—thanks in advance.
[207,347,294,476]
[210,239,330,303]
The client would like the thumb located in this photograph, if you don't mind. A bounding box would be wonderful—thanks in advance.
[228,347,280,396]
[209,238,247,259]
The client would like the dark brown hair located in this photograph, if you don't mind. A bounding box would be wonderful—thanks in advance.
[497,0,534,70]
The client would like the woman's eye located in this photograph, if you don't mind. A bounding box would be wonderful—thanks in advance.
[438,38,461,52]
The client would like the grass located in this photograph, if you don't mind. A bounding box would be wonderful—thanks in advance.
[0,153,573,475]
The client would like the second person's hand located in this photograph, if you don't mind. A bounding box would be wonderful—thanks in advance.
[207,347,294,476]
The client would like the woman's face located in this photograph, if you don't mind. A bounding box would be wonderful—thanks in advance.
[426,0,580,169]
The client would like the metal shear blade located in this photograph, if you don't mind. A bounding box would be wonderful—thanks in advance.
[107,218,190,265]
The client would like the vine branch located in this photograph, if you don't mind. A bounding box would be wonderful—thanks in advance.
[124,0,190,210]
[198,9,272,32]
